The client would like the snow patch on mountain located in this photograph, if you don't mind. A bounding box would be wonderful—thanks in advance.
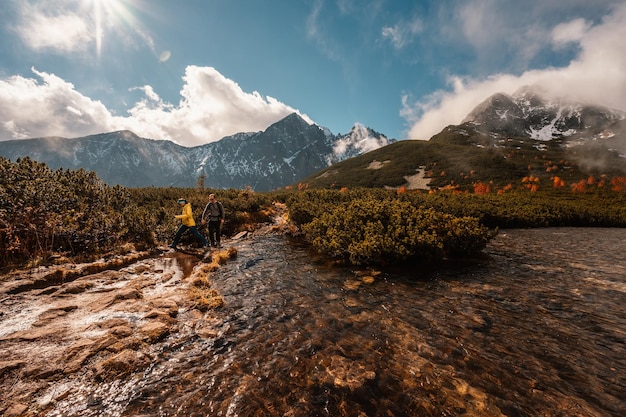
[529,118,558,141]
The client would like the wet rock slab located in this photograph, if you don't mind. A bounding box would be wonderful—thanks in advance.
[0,248,223,416]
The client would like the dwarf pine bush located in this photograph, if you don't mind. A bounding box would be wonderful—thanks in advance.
[301,197,491,266]
[0,157,156,269]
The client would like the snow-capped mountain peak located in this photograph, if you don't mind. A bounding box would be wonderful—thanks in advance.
[463,86,625,141]
[332,123,394,160]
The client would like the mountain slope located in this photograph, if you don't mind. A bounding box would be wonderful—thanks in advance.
[0,131,191,186]
[301,89,626,190]
[189,113,336,190]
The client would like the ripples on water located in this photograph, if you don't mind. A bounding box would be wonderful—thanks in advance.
[68,229,626,416]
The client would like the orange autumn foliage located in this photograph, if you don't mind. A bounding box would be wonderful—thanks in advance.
[552,176,566,188]
[571,179,587,193]
[473,182,491,195]
[522,175,539,183]
[522,175,539,191]
[611,177,626,192]
[497,183,513,195]
[439,184,462,194]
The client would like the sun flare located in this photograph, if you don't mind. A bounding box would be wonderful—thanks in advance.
[88,0,138,58]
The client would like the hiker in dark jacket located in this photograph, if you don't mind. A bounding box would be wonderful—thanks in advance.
[201,193,225,248]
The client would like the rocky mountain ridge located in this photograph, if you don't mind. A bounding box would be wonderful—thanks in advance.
[461,86,626,142]
[0,113,393,191]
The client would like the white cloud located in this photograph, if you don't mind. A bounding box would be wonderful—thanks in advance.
[403,2,626,140]
[306,0,342,63]
[381,17,423,49]
[113,66,313,146]
[14,3,92,53]
[551,18,590,46]
[0,68,113,139]
[0,66,312,146]
[333,123,388,157]
[451,0,563,68]
[130,85,163,103]
[455,0,503,50]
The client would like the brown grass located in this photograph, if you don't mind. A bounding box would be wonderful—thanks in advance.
[185,247,237,311]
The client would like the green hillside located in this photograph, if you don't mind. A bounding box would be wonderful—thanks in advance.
[297,125,626,192]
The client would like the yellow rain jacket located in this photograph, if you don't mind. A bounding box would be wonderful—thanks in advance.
[175,203,196,227]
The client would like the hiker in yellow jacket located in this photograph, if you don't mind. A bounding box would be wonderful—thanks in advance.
[169,198,209,250]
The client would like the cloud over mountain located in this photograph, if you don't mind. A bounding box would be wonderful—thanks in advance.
[0,66,312,146]
[116,66,314,146]
[402,1,626,140]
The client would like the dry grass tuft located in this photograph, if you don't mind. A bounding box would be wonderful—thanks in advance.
[188,287,224,311]
[185,246,237,310]
[81,261,107,275]
[212,251,230,265]
[190,276,210,288]
[202,263,221,273]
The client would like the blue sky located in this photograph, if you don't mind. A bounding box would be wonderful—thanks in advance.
[1,0,625,147]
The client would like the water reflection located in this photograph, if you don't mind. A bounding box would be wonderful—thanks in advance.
[115,228,626,417]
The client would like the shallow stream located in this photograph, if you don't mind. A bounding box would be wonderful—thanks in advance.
[5,228,626,416]
[126,228,626,416]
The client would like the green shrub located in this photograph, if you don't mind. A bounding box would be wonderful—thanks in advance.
[0,157,157,269]
[411,190,626,228]
[301,196,491,266]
